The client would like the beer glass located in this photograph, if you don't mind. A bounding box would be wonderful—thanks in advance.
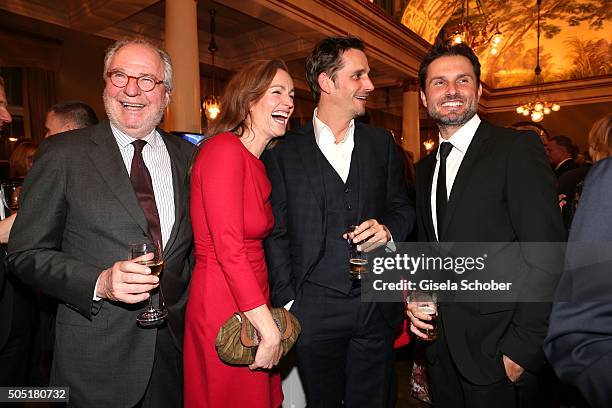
[130,241,167,327]
[411,291,438,341]
[346,225,368,280]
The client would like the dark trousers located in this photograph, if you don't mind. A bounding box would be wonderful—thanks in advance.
[0,280,38,386]
[137,325,183,408]
[293,282,395,408]
[428,319,538,408]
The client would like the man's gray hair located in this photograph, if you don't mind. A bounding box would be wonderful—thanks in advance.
[103,38,173,92]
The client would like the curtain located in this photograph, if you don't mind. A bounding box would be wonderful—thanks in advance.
[23,68,57,143]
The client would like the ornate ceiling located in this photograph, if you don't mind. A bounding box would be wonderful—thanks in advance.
[402,0,611,88]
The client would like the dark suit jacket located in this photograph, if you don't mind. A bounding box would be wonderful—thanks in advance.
[263,121,414,327]
[555,158,578,178]
[0,248,10,349]
[557,166,590,232]
[7,120,193,407]
[415,120,565,385]
[545,157,612,407]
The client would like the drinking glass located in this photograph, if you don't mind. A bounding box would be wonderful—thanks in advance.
[130,242,167,327]
[1,181,22,213]
[346,225,368,280]
[410,291,438,341]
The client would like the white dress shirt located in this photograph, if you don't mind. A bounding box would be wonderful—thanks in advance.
[431,114,481,240]
[313,108,355,182]
[94,125,175,301]
[111,124,175,248]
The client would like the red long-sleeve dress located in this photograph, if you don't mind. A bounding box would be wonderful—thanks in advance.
[184,132,282,408]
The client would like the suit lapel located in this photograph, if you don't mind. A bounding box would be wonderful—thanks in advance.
[354,126,368,221]
[439,121,492,239]
[87,120,149,238]
[159,129,187,256]
[420,153,437,242]
[295,123,326,213]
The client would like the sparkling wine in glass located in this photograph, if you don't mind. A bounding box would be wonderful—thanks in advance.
[130,241,167,327]
[1,181,22,213]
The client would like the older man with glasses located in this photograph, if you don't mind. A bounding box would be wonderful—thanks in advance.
[7,39,194,407]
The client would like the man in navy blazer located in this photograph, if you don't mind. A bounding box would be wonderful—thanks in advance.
[264,36,414,407]
[545,157,612,407]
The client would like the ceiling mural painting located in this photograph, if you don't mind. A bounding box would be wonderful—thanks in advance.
[402,0,611,88]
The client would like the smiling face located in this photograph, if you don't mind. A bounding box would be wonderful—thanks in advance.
[321,48,374,121]
[420,55,482,138]
[246,69,295,140]
[103,43,169,139]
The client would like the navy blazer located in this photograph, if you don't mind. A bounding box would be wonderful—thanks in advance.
[263,121,415,327]
[545,157,612,407]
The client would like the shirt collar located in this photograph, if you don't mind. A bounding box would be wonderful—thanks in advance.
[110,123,160,149]
[555,157,572,171]
[437,114,481,157]
[312,108,355,147]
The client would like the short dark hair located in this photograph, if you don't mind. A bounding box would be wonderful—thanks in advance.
[418,42,481,90]
[549,135,578,158]
[306,36,365,102]
[49,101,99,129]
[0,75,4,88]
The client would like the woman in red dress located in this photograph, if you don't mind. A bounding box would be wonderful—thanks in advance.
[184,59,295,408]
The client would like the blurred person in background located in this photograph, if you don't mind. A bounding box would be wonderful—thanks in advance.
[558,113,612,228]
[9,141,37,178]
[546,135,579,177]
[544,113,612,407]
[0,128,39,386]
[44,100,99,138]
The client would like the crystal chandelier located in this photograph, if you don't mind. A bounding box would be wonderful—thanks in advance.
[203,9,221,121]
[515,0,560,122]
[447,0,503,55]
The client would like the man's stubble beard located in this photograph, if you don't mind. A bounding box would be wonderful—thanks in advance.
[103,92,166,137]
[429,99,478,131]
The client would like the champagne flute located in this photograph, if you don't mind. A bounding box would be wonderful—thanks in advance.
[1,181,22,213]
[130,241,167,327]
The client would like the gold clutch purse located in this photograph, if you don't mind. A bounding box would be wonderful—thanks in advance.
[216,307,301,365]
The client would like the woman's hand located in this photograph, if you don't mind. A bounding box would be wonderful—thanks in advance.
[250,328,282,370]
[243,305,283,370]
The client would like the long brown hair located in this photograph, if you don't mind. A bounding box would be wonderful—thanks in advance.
[205,59,289,138]
[10,141,38,178]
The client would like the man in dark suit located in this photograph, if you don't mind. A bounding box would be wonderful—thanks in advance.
[263,36,414,407]
[407,42,565,407]
[546,135,580,232]
[546,135,579,178]
[7,39,193,407]
[545,157,612,407]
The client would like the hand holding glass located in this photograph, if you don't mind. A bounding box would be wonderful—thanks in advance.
[130,242,167,327]
[410,291,438,341]
[346,225,368,280]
